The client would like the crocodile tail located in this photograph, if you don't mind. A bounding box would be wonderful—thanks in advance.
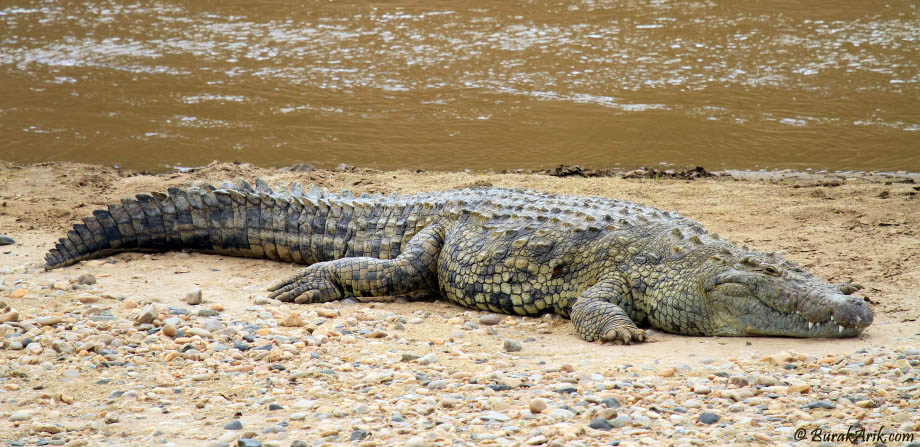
[44,180,424,270]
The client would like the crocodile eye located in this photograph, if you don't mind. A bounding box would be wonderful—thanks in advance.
[762,266,780,276]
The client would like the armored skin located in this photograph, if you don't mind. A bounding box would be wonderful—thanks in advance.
[43,180,873,343]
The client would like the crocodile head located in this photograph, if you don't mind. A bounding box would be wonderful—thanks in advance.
[643,233,873,338]
[696,248,873,337]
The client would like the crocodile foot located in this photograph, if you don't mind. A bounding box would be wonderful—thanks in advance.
[267,262,343,304]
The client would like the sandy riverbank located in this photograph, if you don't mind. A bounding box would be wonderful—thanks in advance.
[0,161,917,446]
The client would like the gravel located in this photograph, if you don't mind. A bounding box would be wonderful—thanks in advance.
[0,273,914,446]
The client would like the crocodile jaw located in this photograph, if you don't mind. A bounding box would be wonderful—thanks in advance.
[704,278,873,338]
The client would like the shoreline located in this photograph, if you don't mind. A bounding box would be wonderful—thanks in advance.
[0,161,917,446]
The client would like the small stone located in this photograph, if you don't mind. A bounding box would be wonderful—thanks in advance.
[787,385,811,394]
[349,429,370,441]
[135,304,158,324]
[104,413,119,424]
[9,289,27,299]
[280,313,304,327]
[418,353,437,365]
[480,411,510,422]
[26,343,43,355]
[610,415,631,428]
[367,329,387,338]
[0,235,14,245]
[186,288,202,304]
[162,324,177,337]
[59,394,74,404]
[237,440,261,447]
[503,339,522,352]
[683,399,702,409]
[588,418,612,431]
[729,375,750,387]
[657,367,675,377]
[805,400,835,410]
[76,274,96,285]
[602,397,620,408]
[289,413,306,421]
[406,437,427,447]
[37,316,63,326]
[525,435,547,445]
[225,420,243,430]
[753,433,771,442]
[698,412,720,424]
[52,281,72,291]
[598,408,618,420]
[479,314,501,325]
[33,423,62,434]
[201,318,223,332]
[547,408,575,421]
[315,308,337,318]
[290,442,308,447]
[77,294,99,304]
[9,411,31,422]
[154,374,174,386]
[692,385,711,394]
[529,398,547,414]
[401,352,420,362]
[0,310,18,323]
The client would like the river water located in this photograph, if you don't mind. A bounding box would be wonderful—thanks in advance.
[1,0,918,172]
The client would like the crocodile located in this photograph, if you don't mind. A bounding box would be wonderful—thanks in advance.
[43,180,873,343]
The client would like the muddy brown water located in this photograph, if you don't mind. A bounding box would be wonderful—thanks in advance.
[1,0,918,172]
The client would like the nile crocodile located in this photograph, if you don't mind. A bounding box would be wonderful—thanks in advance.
[43,180,873,343]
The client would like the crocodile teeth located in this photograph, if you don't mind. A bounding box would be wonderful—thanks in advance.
[808,321,813,329]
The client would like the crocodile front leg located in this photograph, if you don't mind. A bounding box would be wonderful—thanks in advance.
[571,274,648,344]
[268,223,445,303]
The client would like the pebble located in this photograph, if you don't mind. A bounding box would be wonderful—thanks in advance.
[480,411,511,422]
[547,408,575,421]
[225,420,243,430]
[698,412,720,424]
[588,418,612,431]
[479,314,501,325]
[0,235,14,245]
[9,288,27,298]
[76,273,96,285]
[610,415,631,428]
[280,313,304,327]
[805,400,835,409]
[9,411,31,422]
[135,304,158,324]
[202,318,223,332]
[529,398,547,414]
[237,440,261,447]
[418,353,437,365]
[186,288,202,305]
[37,316,63,326]
[503,339,522,352]
[162,324,177,337]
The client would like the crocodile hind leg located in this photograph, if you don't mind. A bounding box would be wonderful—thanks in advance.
[570,274,647,344]
[268,223,445,304]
